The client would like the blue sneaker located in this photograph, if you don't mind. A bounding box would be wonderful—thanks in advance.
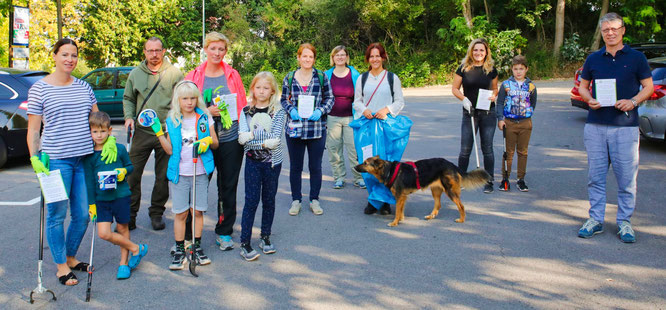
[578,218,603,238]
[128,244,148,269]
[116,265,131,280]
[618,221,636,243]
[354,180,366,189]
[333,180,344,189]
[216,235,234,251]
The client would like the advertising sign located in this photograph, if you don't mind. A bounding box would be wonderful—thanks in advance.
[13,6,30,46]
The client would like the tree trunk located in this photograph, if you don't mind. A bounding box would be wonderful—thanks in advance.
[462,0,473,29]
[553,0,565,59]
[591,0,609,51]
[483,0,491,22]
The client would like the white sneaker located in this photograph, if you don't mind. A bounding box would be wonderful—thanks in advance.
[310,199,323,215]
[289,200,301,216]
[169,240,192,255]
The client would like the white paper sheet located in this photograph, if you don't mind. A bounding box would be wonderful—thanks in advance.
[223,93,238,121]
[361,145,373,162]
[37,170,68,204]
[595,79,617,107]
[476,89,493,111]
[298,95,315,119]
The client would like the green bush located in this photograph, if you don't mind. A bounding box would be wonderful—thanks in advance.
[560,33,587,63]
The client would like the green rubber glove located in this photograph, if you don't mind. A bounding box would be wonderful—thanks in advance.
[218,103,233,130]
[150,117,164,137]
[100,136,117,164]
[88,204,97,222]
[30,155,50,175]
[203,88,213,106]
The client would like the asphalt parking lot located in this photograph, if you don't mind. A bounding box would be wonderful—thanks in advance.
[1,80,665,309]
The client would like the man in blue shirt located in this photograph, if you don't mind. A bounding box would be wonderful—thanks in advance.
[577,13,654,243]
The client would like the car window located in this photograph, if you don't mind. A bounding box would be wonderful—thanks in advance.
[0,83,16,99]
[84,70,114,90]
[118,70,130,89]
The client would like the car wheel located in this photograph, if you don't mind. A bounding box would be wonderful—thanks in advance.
[0,136,7,168]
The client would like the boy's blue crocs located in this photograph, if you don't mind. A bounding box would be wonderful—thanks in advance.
[578,218,603,238]
[128,244,148,269]
[117,265,131,280]
[618,221,636,243]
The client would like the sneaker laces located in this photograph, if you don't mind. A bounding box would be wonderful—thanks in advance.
[619,223,634,236]
[582,219,600,231]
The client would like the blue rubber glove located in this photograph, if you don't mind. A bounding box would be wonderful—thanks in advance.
[308,109,322,121]
[289,108,301,121]
[101,136,117,164]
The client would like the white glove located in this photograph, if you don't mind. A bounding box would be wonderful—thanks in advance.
[263,138,280,150]
[238,131,254,145]
[462,97,472,113]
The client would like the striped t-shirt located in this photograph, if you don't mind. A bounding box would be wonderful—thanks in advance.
[27,78,96,159]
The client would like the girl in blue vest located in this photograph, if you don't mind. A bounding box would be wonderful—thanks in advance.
[153,80,219,270]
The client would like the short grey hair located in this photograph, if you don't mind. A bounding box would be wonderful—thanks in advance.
[599,12,624,28]
[144,36,164,49]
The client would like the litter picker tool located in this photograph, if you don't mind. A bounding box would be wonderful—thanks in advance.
[188,142,200,277]
[469,107,481,169]
[85,216,96,302]
[30,153,56,304]
[501,124,509,191]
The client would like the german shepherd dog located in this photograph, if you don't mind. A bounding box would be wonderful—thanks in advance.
[354,156,489,227]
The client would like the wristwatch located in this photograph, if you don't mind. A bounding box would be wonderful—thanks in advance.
[631,98,638,107]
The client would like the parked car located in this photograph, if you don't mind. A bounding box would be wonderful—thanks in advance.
[638,57,666,141]
[81,66,134,120]
[0,68,48,168]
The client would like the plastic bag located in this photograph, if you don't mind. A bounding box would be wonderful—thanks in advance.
[350,115,413,209]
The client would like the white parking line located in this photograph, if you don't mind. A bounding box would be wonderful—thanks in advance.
[0,197,41,206]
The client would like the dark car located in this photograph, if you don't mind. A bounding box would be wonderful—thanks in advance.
[0,68,48,168]
[81,67,134,120]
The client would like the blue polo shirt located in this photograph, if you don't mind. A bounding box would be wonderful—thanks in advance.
[581,44,652,126]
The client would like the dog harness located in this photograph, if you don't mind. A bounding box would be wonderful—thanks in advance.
[386,161,421,189]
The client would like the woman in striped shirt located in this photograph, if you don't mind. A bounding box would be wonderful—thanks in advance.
[26,38,114,286]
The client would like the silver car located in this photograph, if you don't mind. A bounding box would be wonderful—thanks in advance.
[638,57,666,141]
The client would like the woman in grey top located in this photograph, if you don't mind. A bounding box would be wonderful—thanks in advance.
[185,32,247,251]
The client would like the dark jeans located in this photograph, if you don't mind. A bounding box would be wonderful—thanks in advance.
[186,140,243,239]
[458,109,496,179]
[240,158,281,244]
[128,129,169,220]
[285,134,326,202]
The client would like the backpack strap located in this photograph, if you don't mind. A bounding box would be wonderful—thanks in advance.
[361,71,394,100]
[387,71,394,100]
[315,69,325,90]
[361,72,369,97]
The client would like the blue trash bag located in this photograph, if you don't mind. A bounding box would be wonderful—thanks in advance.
[350,115,413,209]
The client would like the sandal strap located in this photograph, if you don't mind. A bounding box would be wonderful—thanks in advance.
[58,272,78,285]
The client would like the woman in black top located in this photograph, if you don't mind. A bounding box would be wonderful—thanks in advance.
[451,38,498,193]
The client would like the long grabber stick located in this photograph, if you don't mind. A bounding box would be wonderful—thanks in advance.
[188,143,199,277]
[469,107,481,169]
[85,217,96,302]
[30,153,56,304]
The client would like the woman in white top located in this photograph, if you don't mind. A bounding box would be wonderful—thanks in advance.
[352,42,405,215]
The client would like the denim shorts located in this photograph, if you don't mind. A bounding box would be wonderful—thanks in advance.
[169,174,209,214]
[96,196,131,224]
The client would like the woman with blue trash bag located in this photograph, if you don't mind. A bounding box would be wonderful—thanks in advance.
[324,45,365,190]
[350,42,411,215]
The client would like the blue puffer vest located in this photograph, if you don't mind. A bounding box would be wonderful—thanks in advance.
[501,77,535,119]
[166,107,215,184]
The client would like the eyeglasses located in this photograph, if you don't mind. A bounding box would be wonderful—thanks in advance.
[601,26,624,34]
[145,49,163,54]
[334,53,347,58]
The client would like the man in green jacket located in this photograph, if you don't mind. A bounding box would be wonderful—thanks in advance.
[123,37,183,230]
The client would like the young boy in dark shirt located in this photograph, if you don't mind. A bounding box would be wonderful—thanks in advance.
[84,111,147,279]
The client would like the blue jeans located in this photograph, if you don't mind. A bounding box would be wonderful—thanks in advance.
[584,124,639,225]
[46,156,89,264]
[286,134,326,201]
[458,109,496,179]
[240,158,281,244]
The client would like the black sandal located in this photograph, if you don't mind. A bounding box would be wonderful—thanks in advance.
[58,272,78,286]
[70,262,91,272]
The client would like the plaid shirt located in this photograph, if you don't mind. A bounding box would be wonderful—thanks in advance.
[280,69,335,139]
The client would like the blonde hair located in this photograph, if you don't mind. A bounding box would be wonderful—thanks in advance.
[168,80,210,127]
[461,38,494,74]
[204,32,230,49]
[329,45,349,66]
[248,71,282,115]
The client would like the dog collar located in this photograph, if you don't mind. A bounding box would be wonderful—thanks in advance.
[405,161,421,189]
[386,162,402,188]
